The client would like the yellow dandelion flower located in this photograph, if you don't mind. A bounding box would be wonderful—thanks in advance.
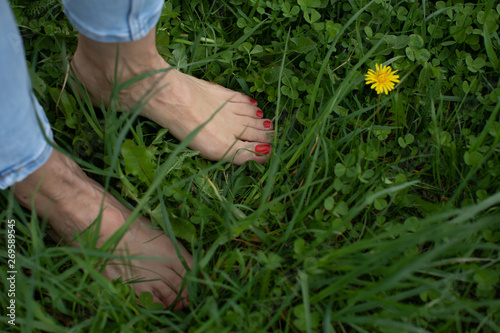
[365,63,400,95]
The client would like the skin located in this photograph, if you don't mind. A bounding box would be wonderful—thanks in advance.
[71,28,274,164]
[14,26,275,309]
[14,149,192,309]
[11,26,276,309]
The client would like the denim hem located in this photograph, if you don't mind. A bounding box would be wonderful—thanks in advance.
[0,139,53,190]
[63,1,162,43]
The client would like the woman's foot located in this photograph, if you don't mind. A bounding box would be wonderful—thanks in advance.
[14,149,192,309]
[71,29,273,165]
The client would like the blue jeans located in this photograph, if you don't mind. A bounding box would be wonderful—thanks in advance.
[0,0,163,189]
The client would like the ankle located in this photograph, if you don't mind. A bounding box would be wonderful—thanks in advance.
[73,30,164,81]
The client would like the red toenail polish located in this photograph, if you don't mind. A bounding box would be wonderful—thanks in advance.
[255,144,271,156]
[250,98,257,104]
[264,120,272,128]
[256,110,263,118]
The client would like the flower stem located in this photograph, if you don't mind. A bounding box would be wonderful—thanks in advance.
[376,94,381,123]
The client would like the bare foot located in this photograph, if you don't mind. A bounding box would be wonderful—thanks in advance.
[14,149,192,309]
[71,29,273,165]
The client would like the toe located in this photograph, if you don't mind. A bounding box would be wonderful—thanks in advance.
[139,274,188,309]
[159,278,189,309]
[253,119,274,131]
[237,127,273,143]
[237,118,274,131]
[228,142,272,165]
[227,91,258,105]
[234,107,265,119]
[262,119,273,130]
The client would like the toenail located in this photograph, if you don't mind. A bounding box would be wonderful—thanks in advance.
[256,110,263,118]
[255,144,271,156]
[264,120,272,128]
[250,98,257,104]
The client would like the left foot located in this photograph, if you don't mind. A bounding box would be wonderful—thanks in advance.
[71,30,274,165]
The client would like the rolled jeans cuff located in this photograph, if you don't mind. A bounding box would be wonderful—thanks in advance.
[0,0,54,190]
[62,0,164,43]
[0,95,53,190]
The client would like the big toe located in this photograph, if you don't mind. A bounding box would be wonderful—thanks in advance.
[227,142,272,165]
[136,277,188,309]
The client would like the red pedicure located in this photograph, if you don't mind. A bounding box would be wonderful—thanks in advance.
[250,98,257,104]
[263,120,272,128]
[256,110,263,118]
[255,144,271,156]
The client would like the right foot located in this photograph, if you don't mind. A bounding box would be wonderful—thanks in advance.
[71,30,273,165]
[14,149,192,309]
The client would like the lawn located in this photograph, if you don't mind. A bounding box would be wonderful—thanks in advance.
[1,0,500,332]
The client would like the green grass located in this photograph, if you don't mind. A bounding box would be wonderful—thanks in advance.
[1,0,500,332]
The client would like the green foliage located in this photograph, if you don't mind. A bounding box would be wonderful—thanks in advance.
[1,0,500,332]
[10,0,59,17]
